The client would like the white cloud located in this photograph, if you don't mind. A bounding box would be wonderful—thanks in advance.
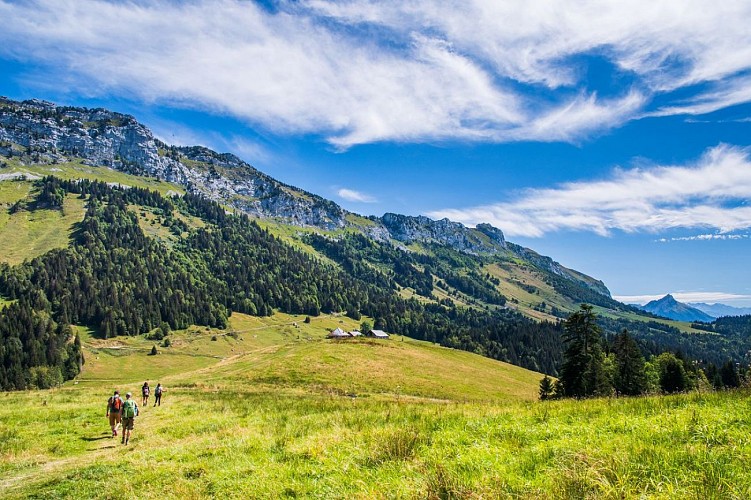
[427,145,751,237]
[657,233,749,242]
[337,188,377,203]
[1,0,750,147]
[614,292,751,306]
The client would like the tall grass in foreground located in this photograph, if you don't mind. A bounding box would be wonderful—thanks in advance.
[2,386,751,498]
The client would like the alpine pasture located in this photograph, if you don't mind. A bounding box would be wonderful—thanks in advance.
[1,312,750,499]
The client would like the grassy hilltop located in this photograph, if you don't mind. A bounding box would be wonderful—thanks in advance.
[2,314,751,499]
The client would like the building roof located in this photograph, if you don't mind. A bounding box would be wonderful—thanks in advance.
[370,329,389,338]
[328,327,350,338]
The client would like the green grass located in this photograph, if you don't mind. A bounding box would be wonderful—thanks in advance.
[2,384,751,497]
[0,165,186,265]
[1,159,185,196]
[0,193,86,265]
[2,312,751,498]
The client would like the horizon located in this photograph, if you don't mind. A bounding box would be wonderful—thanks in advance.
[1,0,750,307]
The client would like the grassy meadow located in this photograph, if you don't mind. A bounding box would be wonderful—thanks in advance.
[1,312,750,499]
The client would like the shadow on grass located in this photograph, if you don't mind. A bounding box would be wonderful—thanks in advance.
[81,434,111,442]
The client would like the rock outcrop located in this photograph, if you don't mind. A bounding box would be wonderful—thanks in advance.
[380,213,506,254]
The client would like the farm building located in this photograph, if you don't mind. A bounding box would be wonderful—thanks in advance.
[328,327,350,338]
[368,329,390,339]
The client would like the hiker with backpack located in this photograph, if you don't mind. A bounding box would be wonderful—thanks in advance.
[154,383,163,406]
[106,390,123,438]
[142,381,150,406]
[121,392,139,445]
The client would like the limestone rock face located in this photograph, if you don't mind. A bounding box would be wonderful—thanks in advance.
[0,98,347,230]
[379,213,506,254]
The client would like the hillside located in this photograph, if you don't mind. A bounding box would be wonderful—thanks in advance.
[2,97,748,389]
[2,322,750,498]
[78,311,543,401]
[0,97,615,321]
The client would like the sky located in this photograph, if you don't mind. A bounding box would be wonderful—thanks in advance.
[1,0,751,306]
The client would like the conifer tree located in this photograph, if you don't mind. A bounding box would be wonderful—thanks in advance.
[612,329,648,396]
[720,360,740,388]
[539,375,554,400]
[559,304,611,398]
[656,352,688,393]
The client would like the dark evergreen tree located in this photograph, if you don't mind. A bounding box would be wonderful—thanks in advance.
[704,363,723,389]
[720,360,740,388]
[539,375,554,400]
[558,304,611,398]
[612,329,648,396]
[657,352,689,393]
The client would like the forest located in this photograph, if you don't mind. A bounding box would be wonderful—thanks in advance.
[2,176,749,391]
[0,176,563,389]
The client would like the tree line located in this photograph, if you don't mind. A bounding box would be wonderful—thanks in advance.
[540,305,747,400]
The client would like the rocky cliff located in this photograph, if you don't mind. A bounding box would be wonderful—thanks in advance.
[0,98,348,230]
[380,213,506,254]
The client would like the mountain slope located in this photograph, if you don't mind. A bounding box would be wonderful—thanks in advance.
[639,294,714,322]
[0,97,611,317]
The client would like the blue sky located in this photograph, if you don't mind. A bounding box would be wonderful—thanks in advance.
[1,0,751,306]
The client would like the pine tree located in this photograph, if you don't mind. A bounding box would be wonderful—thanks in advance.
[559,304,611,398]
[539,375,554,400]
[656,352,688,393]
[612,329,648,396]
[720,360,740,388]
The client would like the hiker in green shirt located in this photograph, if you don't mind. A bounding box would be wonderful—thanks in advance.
[121,392,139,445]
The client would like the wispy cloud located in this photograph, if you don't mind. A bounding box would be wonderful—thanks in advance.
[428,145,751,237]
[657,233,749,242]
[337,188,377,203]
[1,1,751,147]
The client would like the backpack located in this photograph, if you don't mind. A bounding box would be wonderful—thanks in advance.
[155,386,162,396]
[122,399,137,418]
[110,396,122,412]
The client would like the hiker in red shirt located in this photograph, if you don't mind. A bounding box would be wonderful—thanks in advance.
[106,390,123,438]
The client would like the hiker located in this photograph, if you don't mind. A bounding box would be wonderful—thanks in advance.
[154,383,163,407]
[106,390,123,437]
[121,392,139,445]
[142,381,150,406]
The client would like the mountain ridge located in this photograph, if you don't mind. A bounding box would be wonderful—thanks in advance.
[688,302,751,318]
[0,96,610,301]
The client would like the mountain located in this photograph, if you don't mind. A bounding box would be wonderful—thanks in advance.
[8,97,748,389]
[0,97,612,310]
[688,303,751,318]
[639,294,715,322]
